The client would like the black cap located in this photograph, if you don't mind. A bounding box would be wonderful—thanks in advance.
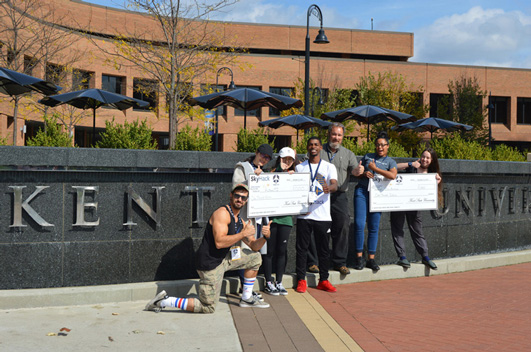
[257,144,273,159]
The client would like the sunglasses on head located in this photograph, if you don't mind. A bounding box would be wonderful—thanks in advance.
[233,193,248,201]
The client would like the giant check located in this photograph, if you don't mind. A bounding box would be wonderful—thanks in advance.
[369,173,438,212]
[247,172,311,217]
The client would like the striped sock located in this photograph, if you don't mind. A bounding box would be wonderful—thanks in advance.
[160,297,188,310]
[242,277,256,301]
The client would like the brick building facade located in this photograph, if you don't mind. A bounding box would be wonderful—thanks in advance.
[1,0,530,151]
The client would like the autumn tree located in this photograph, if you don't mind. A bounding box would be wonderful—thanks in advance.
[0,0,83,145]
[87,0,241,149]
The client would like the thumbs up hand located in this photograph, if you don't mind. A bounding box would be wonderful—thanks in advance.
[353,160,364,176]
[262,220,273,239]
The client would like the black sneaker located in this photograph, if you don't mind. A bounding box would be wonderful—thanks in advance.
[264,281,280,296]
[366,259,380,271]
[354,256,366,270]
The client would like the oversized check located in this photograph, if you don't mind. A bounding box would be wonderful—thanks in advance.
[247,172,311,217]
[369,173,438,212]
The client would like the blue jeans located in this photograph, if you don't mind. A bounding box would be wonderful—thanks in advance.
[354,186,381,255]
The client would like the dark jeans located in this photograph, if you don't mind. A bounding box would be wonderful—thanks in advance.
[330,192,350,267]
[296,219,332,281]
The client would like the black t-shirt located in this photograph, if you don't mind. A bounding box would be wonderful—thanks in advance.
[195,205,241,271]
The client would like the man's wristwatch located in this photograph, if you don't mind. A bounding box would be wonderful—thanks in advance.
[408,162,412,167]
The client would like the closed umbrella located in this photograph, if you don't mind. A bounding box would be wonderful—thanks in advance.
[321,104,416,141]
[39,88,149,146]
[259,114,331,138]
[189,87,303,129]
[0,66,62,145]
[392,117,473,139]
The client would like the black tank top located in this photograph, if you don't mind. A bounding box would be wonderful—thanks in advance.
[195,205,241,271]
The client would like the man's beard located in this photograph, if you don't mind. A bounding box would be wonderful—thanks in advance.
[329,141,341,149]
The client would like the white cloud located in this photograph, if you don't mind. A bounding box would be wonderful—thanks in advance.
[412,6,531,68]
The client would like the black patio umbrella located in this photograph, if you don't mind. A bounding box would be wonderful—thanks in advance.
[39,88,149,146]
[189,87,303,129]
[321,104,416,141]
[0,67,62,145]
[392,117,474,139]
[259,114,332,138]
[0,66,61,96]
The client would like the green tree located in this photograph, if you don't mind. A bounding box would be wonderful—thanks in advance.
[173,125,212,151]
[236,127,275,153]
[26,114,73,147]
[96,118,157,150]
[439,74,488,141]
[355,71,429,153]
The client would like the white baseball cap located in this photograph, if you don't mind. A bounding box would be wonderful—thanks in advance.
[279,147,296,159]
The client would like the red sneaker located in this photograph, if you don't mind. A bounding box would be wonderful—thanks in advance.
[296,279,307,293]
[316,280,337,292]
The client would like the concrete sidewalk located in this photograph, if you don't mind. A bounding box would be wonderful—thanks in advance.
[1,249,530,351]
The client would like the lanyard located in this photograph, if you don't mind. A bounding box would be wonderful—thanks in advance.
[326,145,337,162]
[227,205,242,234]
[308,159,322,185]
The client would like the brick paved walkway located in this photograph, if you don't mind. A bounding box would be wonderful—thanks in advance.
[310,263,531,351]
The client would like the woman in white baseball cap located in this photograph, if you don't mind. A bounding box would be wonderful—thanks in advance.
[262,147,299,296]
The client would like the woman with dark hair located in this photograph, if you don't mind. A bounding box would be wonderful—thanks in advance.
[390,148,442,270]
[262,147,299,296]
[353,131,398,271]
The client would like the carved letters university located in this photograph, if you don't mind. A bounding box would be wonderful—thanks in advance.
[7,185,531,229]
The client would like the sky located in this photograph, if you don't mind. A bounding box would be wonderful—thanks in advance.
[83,0,531,69]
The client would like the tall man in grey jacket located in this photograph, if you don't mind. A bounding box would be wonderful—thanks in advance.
[320,122,363,275]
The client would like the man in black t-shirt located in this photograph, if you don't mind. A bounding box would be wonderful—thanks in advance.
[145,184,271,313]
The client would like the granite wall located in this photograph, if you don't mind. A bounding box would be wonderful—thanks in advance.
[0,146,529,289]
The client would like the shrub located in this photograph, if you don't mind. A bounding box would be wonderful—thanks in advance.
[96,118,157,150]
[236,127,275,153]
[492,144,526,162]
[26,114,73,147]
[173,125,212,151]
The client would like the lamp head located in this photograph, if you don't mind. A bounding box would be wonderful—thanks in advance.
[314,28,329,44]
[228,80,236,90]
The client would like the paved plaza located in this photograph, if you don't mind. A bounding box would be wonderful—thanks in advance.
[1,250,530,351]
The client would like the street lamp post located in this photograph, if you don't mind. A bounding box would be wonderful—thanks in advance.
[304,4,329,116]
[214,67,235,151]
[310,86,324,116]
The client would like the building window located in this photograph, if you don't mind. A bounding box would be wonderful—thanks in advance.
[72,69,94,90]
[133,78,158,110]
[489,96,509,124]
[517,97,531,125]
[235,86,260,117]
[24,56,37,75]
[269,87,294,117]
[46,63,66,86]
[102,74,124,95]
[429,93,451,118]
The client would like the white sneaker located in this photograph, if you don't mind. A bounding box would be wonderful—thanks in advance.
[145,290,167,312]
[264,281,280,296]
[276,282,288,296]
[239,295,270,308]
